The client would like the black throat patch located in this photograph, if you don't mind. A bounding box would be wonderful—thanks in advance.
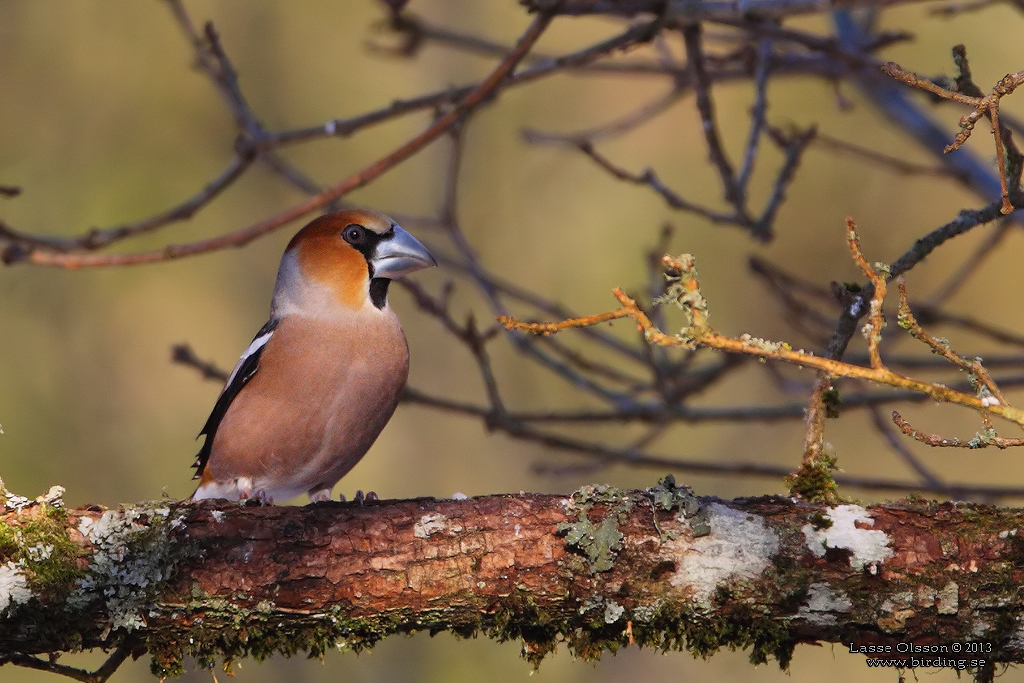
[369,278,390,309]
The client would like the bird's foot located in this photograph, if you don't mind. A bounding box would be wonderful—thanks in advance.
[252,489,274,506]
[353,490,378,506]
[308,488,333,503]
[238,480,274,506]
[236,477,254,500]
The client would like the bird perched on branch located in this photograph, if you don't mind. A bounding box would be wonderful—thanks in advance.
[191,209,436,504]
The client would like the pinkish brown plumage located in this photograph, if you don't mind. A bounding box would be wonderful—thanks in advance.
[192,210,435,503]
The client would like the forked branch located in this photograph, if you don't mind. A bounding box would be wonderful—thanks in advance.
[882,48,1024,214]
[500,218,1024,430]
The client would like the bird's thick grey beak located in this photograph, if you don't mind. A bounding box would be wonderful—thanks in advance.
[370,225,437,280]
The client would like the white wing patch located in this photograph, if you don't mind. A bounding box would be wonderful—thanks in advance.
[224,330,274,388]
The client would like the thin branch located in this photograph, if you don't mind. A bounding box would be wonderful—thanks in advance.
[892,410,1024,449]
[399,373,1024,424]
[527,136,740,223]
[3,9,561,268]
[681,23,748,229]
[473,410,1024,499]
[737,34,773,193]
[868,406,943,487]
[927,216,1013,305]
[811,131,963,177]
[880,60,986,106]
[1,16,930,261]
[165,2,265,138]
[521,85,686,143]
[428,128,650,407]
[823,197,1015,364]
[756,124,816,232]
[747,256,836,345]
[881,55,1024,213]
[171,344,229,383]
[434,251,646,361]
[264,19,663,149]
[846,218,888,370]
[500,225,1024,427]
[0,154,254,253]
[929,0,1001,15]
[522,0,939,20]
[3,645,132,683]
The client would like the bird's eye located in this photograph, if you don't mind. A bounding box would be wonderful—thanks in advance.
[342,225,366,245]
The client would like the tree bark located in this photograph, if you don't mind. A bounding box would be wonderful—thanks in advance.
[1,481,1022,676]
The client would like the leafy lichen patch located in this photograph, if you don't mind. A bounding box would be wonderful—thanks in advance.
[877,591,915,632]
[559,511,623,573]
[0,561,33,612]
[797,583,852,626]
[647,474,710,538]
[556,484,631,573]
[603,601,624,624]
[669,503,779,606]
[73,504,188,633]
[802,505,893,571]
[413,512,462,538]
[937,582,959,615]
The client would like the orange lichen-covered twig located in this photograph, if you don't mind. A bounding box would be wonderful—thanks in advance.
[500,219,1024,428]
[499,308,634,335]
[846,220,888,369]
[891,410,1024,449]
[895,277,1015,433]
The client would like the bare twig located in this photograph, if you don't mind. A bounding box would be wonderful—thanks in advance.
[823,197,1015,365]
[164,2,265,137]
[737,34,773,193]
[811,132,962,178]
[500,222,1024,427]
[681,23,749,231]
[4,9,560,268]
[3,644,133,683]
[868,406,943,487]
[521,0,939,20]
[892,411,1024,449]
[926,216,1014,305]
[0,154,254,252]
[522,85,686,143]
[757,124,816,232]
[800,374,834,469]
[171,344,230,383]
[264,19,662,149]
[929,0,1000,15]
[845,219,888,370]
[881,55,1024,213]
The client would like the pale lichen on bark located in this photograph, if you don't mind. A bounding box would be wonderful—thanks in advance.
[3,480,1024,679]
[802,504,895,572]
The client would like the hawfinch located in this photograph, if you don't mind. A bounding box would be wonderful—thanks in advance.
[191,209,436,504]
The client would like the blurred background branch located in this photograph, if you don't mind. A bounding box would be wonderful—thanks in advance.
[4,0,1024,494]
[3,0,1024,681]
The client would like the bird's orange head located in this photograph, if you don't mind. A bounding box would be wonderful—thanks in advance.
[281,209,435,312]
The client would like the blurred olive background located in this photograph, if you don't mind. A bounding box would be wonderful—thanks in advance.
[3,1,1024,681]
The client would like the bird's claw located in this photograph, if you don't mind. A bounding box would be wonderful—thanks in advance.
[239,487,274,506]
[345,490,378,505]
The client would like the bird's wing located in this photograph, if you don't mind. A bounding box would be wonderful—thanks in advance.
[192,318,279,479]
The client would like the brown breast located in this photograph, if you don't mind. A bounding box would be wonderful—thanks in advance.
[207,308,409,498]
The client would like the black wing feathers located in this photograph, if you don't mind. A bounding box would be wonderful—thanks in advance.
[192,319,279,478]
